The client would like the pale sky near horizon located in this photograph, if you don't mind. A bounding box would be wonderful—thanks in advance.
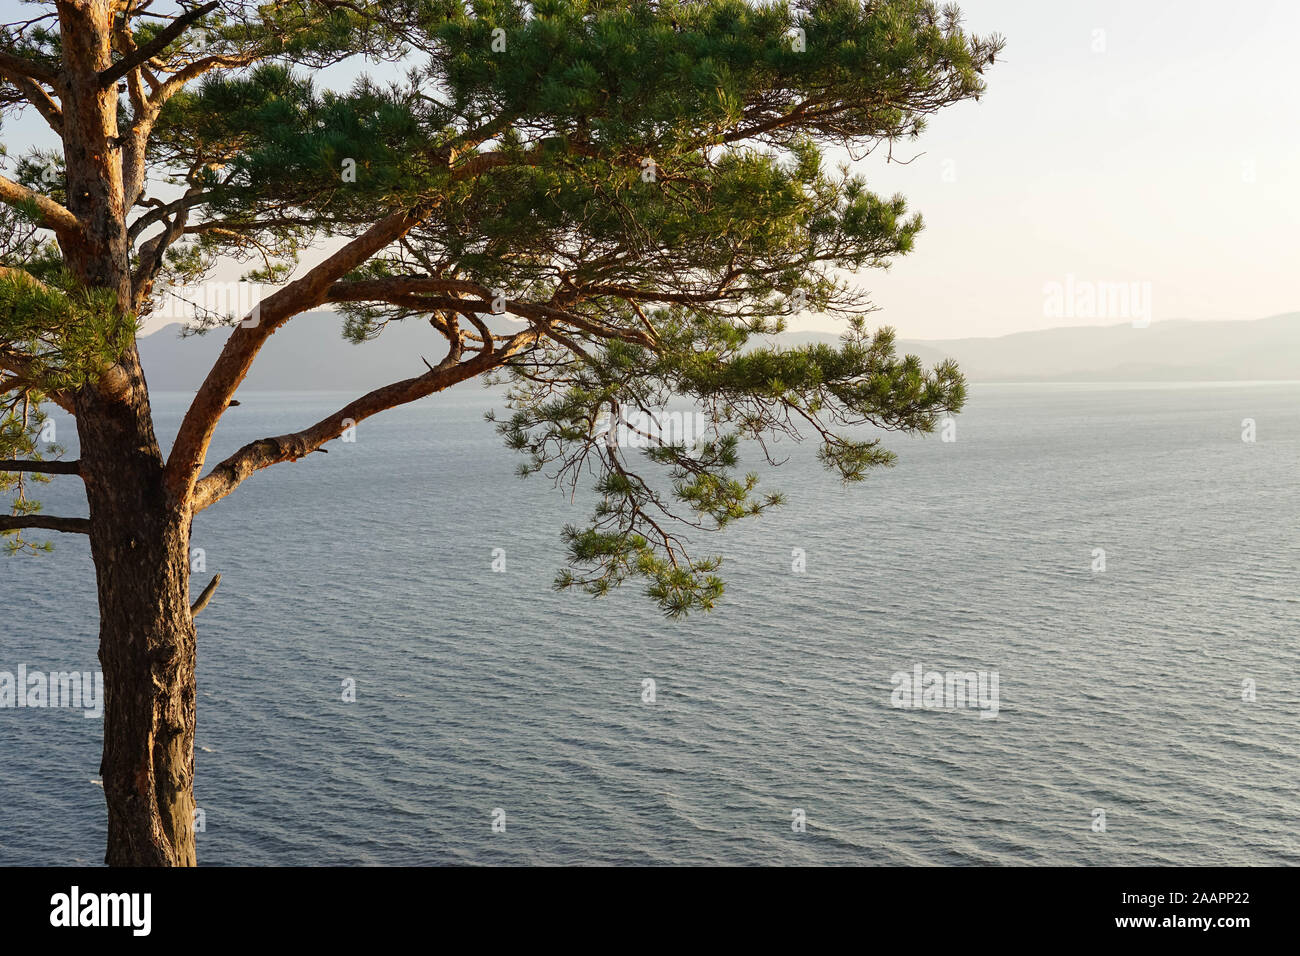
[845,0,1300,339]
[2,0,1297,340]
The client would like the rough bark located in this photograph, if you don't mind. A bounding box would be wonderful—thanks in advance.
[76,344,198,867]
[12,0,584,868]
[53,0,198,867]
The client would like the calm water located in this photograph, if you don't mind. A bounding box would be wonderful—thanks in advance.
[1,382,1297,865]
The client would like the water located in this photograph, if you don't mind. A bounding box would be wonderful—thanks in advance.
[1,382,1297,865]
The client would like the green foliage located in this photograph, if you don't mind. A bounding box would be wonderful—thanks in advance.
[361,0,992,613]
[0,208,131,550]
[0,0,998,611]
[0,270,136,391]
[496,311,963,614]
[0,389,62,555]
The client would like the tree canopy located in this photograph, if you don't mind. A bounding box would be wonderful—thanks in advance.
[1,0,1000,613]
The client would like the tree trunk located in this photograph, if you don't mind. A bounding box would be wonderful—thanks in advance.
[77,345,198,867]
[45,1,197,866]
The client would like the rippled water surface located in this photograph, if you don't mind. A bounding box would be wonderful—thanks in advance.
[2,382,1297,865]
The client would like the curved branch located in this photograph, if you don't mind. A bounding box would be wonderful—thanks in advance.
[0,174,83,239]
[323,279,655,348]
[148,51,263,109]
[165,200,437,502]
[325,276,481,301]
[0,49,60,87]
[0,73,62,131]
[99,2,220,87]
[190,573,221,616]
[129,189,215,240]
[191,327,541,512]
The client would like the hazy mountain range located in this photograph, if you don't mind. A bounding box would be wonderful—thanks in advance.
[137,311,1300,393]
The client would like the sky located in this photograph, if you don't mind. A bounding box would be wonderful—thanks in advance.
[2,0,1297,340]
[848,0,1300,338]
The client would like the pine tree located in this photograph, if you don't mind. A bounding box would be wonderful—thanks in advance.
[0,0,1000,865]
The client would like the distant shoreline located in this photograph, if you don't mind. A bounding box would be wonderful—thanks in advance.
[142,379,1300,398]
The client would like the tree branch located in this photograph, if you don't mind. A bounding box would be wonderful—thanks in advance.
[131,186,202,310]
[147,51,262,109]
[0,173,83,239]
[0,459,81,475]
[191,327,541,512]
[165,201,438,501]
[190,572,221,616]
[0,514,89,534]
[99,1,220,87]
[0,49,60,87]
[0,72,62,131]
[0,347,76,414]
[128,189,215,240]
[325,276,481,301]
[323,279,656,348]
